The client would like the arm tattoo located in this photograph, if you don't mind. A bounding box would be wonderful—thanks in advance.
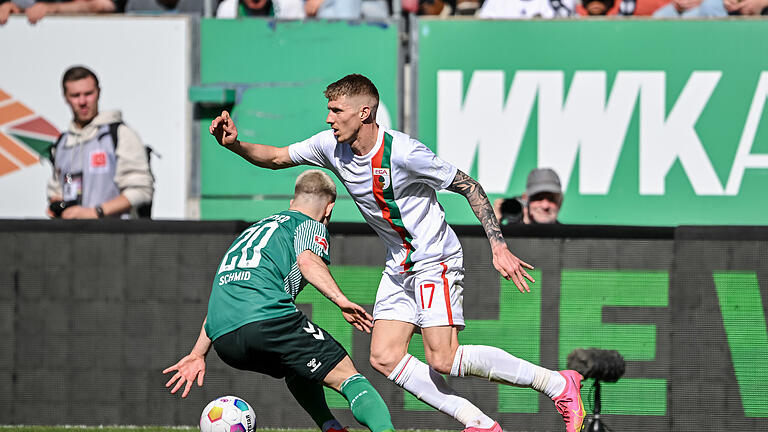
[447,170,505,246]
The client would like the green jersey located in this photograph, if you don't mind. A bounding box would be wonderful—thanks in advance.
[205,210,331,341]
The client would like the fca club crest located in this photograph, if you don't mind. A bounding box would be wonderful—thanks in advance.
[373,168,391,189]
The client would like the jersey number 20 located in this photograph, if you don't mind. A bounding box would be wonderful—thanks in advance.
[217,221,279,274]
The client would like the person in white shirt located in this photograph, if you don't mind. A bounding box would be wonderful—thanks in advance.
[209,74,585,432]
[476,0,575,18]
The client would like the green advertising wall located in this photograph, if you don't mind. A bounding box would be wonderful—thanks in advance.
[197,18,400,222]
[3,222,766,431]
[197,19,768,226]
[416,20,768,226]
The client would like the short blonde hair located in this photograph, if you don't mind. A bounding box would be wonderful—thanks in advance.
[324,74,379,104]
[295,170,336,202]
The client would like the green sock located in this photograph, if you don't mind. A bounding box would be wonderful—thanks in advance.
[339,374,395,432]
[286,374,335,429]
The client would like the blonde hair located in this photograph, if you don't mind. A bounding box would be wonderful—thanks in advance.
[295,170,337,202]
[324,74,380,122]
[324,74,379,103]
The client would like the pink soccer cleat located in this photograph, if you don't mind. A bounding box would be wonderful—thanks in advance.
[552,370,586,432]
[462,421,502,432]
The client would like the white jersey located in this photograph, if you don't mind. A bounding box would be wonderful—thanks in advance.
[477,0,574,19]
[289,126,462,275]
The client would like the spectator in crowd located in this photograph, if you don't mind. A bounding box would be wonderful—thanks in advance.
[575,0,670,15]
[304,0,389,18]
[454,0,480,14]
[124,0,204,14]
[215,0,386,19]
[47,66,154,219]
[216,0,270,17]
[652,0,726,16]
[414,0,453,15]
[274,0,305,16]
[303,0,390,17]
[412,0,478,16]
[494,168,564,225]
[304,0,373,18]
[723,0,768,14]
[579,0,615,14]
[476,0,575,18]
[0,0,122,25]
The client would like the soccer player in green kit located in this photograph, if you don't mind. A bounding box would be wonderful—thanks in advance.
[163,170,395,432]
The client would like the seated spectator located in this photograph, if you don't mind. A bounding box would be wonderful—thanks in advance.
[414,0,475,15]
[274,0,304,17]
[418,0,453,15]
[494,168,564,225]
[0,0,27,24]
[125,0,203,14]
[580,0,615,14]
[652,0,726,16]
[455,0,479,14]
[575,0,670,15]
[723,0,768,14]
[305,0,361,18]
[361,0,388,17]
[0,0,122,25]
[215,0,384,18]
[226,0,270,16]
[304,0,388,18]
[476,0,575,18]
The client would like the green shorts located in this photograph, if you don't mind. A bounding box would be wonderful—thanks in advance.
[212,311,348,382]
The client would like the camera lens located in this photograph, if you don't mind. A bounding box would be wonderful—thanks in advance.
[500,198,524,225]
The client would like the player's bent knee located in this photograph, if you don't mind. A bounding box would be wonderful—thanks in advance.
[369,351,398,376]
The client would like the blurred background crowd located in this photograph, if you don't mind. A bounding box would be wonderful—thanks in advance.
[1,0,766,25]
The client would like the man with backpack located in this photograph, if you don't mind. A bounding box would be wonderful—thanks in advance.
[47,65,153,219]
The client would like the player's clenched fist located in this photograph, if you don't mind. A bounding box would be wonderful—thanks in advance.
[209,110,238,147]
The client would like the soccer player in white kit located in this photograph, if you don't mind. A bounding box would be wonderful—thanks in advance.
[209,74,586,432]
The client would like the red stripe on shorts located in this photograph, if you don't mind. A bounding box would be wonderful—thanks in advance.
[440,262,453,325]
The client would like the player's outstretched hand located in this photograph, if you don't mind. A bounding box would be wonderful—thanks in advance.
[209,110,239,147]
[338,299,374,334]
[163,353,206,398]
[492,243,535,293]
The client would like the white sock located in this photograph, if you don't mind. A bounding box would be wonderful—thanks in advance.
[450,345,566,399]
[388,354,496,428]
[321,419,344,432]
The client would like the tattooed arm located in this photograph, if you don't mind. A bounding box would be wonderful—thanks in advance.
[446,170,506,247]
[447,170,535,292]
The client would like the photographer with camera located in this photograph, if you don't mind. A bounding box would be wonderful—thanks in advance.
[46,66,153,220]
[494,168,563,225]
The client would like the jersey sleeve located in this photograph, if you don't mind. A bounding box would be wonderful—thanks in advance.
[404,140,458,190]
[288,130,333,168]
[294,219,331,264]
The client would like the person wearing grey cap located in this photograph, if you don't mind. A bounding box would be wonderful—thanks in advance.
[494,168,564,225]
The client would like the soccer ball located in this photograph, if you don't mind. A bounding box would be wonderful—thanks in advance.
[199,395,256,432]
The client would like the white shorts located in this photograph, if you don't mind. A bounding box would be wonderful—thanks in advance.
[373,259,465,330]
